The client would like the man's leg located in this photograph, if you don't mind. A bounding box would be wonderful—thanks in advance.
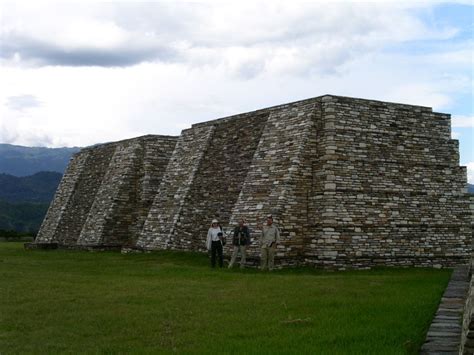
[240,246,247,269]
[217,242,223,267]
[211,241,217,268]
[268,245,276,270]
[228,246,238,268]
[261,247,268,270]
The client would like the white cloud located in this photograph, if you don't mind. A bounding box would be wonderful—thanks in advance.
[452,115,474,128]
[0,1,461,73]
[383,83,453,109]
[0,0,472,156]
[55,20,130,50]
[0,122,55,147]
[467,162,474,184]
[5,94,42,111]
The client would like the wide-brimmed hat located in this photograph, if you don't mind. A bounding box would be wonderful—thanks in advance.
[211,219,218,224]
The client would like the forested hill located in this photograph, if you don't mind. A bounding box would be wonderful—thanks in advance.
[0,172,62,203]
[0,200,50,233]
[0,143,79,233]
[0,171,62,233]
[0,143,80,176]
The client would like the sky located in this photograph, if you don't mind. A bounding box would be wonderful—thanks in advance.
[0,1,473,181]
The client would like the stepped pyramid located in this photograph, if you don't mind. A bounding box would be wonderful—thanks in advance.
[32,95,472,269]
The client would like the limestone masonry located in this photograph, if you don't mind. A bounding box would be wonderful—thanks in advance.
[32,95,473,269]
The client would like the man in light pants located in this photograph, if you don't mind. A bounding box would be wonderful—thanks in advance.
[228,219,250,269]
[260,214,280,271]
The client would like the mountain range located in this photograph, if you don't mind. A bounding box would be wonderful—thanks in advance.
[0,144,79,233]
[0,172,62,203]
[0,171,64,233]
[0,143,80,176]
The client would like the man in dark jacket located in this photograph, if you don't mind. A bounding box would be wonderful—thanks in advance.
[228,219,250,269]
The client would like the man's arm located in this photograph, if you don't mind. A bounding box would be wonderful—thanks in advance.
[206,229,211,250]
[275,226,281,244]
[244,226,250,238]
[244,226,251,245]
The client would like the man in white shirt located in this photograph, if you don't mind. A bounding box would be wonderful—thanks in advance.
[260,215,280,270]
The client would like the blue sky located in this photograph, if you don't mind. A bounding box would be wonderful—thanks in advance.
[0,1,472,181]
[416,2,472,171]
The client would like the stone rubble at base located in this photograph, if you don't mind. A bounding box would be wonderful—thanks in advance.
[31,95,473,270]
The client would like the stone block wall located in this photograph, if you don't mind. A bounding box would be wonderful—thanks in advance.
[137,126,216,249]
[75,135,177,248]
[52,143,118,246]
[77,140,144,247]
[35,150,90,243]
[137,110,269,251]
[305,96,471,268]
[131,136,179,245]
[175,111,268,252]
[34,95,472,269]
[227,99,323,265]
[35,135,177,248]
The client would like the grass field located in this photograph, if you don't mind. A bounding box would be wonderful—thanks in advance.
[0,243,450,354]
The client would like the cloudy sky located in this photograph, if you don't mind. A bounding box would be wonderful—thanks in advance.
[0,1,472,181]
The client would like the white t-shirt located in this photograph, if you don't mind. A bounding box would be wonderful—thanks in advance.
[208,227,221,241]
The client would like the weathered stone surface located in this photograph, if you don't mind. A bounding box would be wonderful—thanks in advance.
[76,135,177,248]
[177,111,268,252]
[32,95,472,269]
[35,135,177,248]
[304,96,471,269]
[51,143,117,246]
[227,100,321,265]
[35,150,90,243]
[137,125,215,250]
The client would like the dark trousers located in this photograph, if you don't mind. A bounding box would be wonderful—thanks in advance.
[211,240,223,268]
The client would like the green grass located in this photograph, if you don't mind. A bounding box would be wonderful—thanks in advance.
[0,243,450,354]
